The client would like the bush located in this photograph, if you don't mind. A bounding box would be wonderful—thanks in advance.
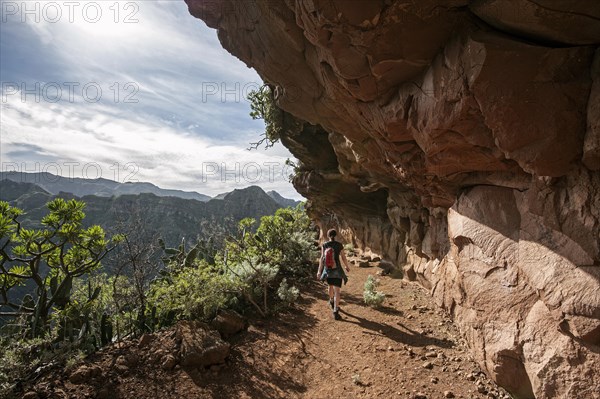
[344,243,355,255]
[147,260,233,327]
[277,278,299,305]
[51,274,114,348]
[363,275,385,308]
[0,199,121,338]
[147,204,315,322]
[0,199,318,392]
[247,85,303,150]
[0,197,320,398]
[221,205,316,316]
[247,85,282,149]
[252,206,317,278]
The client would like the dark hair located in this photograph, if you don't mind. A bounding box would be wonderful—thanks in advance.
[327,229,337,239]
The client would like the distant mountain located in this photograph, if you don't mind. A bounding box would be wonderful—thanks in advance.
[0,180,53,220]
[0,172,211,202]
[0,179,51,203]
[267,190,301,208]
[212,192,229,200]
[0,180,282,247]
[0,180,287,304]
[214,187,300,207]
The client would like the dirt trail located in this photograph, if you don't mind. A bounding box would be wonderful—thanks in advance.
[23,259,510,399]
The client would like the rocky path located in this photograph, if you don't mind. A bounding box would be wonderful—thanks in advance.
[274,260,510,399]
[22,259,511,399]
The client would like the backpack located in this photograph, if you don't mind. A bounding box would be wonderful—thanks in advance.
[323,246,336,269]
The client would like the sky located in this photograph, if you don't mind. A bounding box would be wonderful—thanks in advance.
[0,0,302,199]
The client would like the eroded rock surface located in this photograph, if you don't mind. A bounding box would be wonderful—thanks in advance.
[186,1,600,398]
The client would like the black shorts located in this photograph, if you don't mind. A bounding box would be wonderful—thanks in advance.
[326,278,342,287]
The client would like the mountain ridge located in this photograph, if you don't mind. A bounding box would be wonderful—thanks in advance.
[0,179,292,304]
[0,171,211,201]
[0,179,291,248]
[0,172,300,205]
[266,190,301,208]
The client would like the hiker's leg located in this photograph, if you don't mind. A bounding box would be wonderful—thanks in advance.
[328,284,334,300]
[333,286,341,311]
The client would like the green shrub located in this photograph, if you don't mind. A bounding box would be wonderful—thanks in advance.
[0,199,121,338]
[55,273,148,345]
[277,278,299,305]
[363,275,385,308]
[344,243,355,255]
[247,85,303,150]
[247,85,281,149]
[147,261,233,326]
[51,274,113,347]
[0,199,318,393]
[221,205,316,316]
[253,206,317,277]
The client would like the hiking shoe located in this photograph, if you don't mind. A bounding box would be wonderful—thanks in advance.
[333,310,341,320]
[329,299,334,309]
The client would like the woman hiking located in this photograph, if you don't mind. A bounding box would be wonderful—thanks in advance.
[316,229,350,320]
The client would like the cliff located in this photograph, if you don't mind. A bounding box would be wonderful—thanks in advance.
[186,1,600,398]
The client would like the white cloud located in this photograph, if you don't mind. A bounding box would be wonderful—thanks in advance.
[0,95,298,197]
[1,0,303,199]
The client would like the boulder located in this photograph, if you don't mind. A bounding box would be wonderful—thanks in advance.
[176,321,230,368]
[210,309,246,339]
[138,333,154,348]
[68,365,102,385]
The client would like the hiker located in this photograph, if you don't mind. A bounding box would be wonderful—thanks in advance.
[316,229,350,320]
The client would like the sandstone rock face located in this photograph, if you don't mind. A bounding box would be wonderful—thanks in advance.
[585,49,600,170]
[469,0,600,46]
[186,1,600,397]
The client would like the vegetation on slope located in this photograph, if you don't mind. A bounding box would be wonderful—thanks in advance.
[0,198,316,396]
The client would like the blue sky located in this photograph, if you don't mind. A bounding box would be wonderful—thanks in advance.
[0,0,300,198]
